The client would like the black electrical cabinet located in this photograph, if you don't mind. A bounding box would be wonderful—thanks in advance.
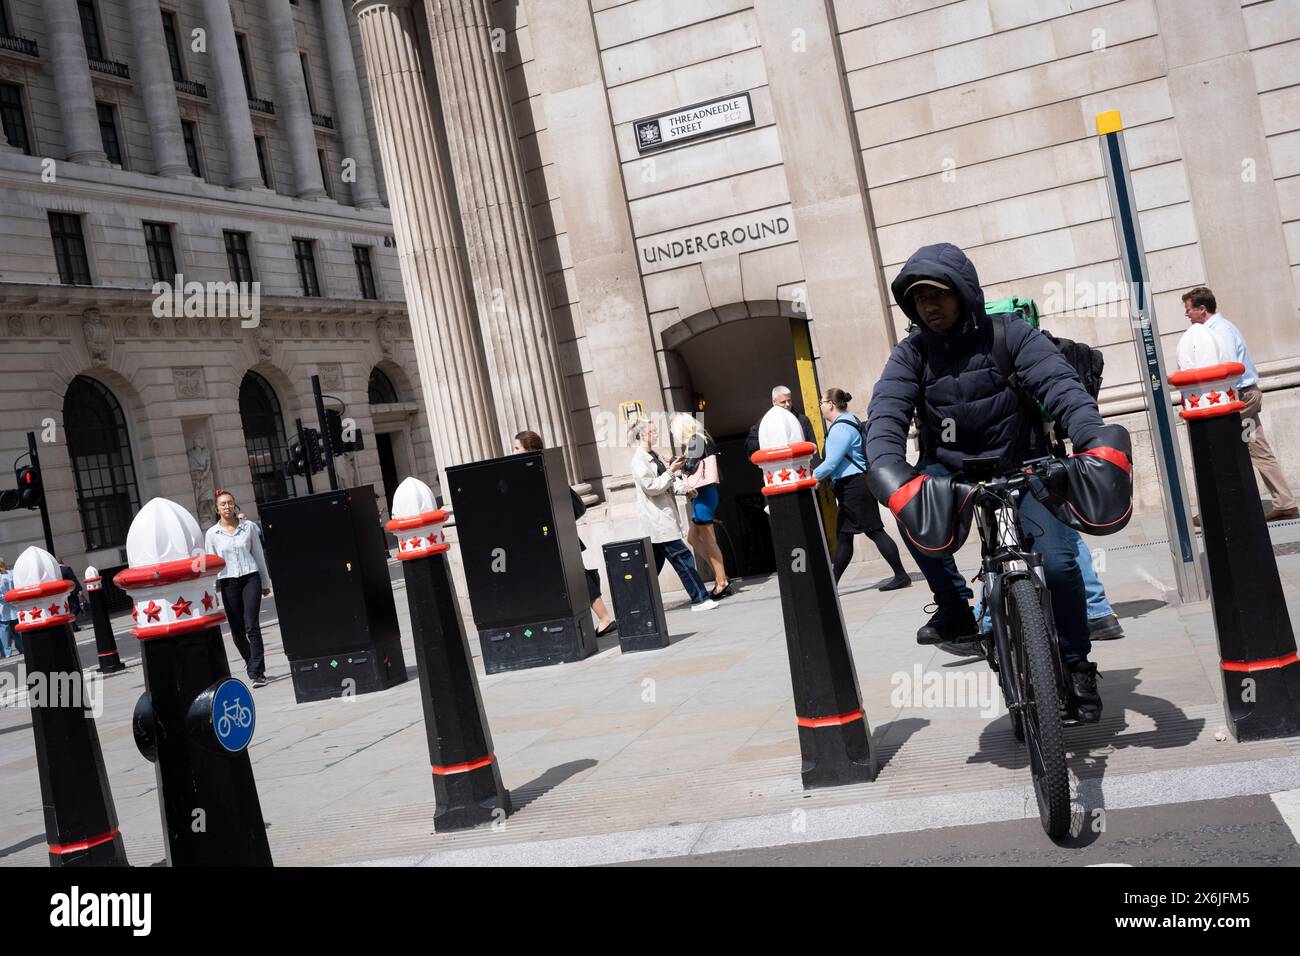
[260,486,407,703]
[447,448,596,673]
[602,537,669,653]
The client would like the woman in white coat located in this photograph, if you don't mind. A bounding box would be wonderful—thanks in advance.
[628,418,717,612]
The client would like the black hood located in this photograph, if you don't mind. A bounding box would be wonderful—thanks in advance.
[891,242,986,342]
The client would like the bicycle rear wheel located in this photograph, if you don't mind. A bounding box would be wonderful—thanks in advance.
[1006,578,1070,838]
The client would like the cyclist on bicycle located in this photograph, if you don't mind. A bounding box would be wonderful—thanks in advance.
[864,242,1132,723]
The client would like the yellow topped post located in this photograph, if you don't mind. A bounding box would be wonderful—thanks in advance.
[1095,109,1124,136]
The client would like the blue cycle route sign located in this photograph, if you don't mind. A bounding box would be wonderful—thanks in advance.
[211,678,255,753]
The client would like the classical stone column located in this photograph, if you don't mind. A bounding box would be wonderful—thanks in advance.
[320,0,382,207]
[423,0,577,479]
[352,0,499,488]
[128,0,191,177]
[200,0,262,188]
[45,0,108,164]
[268,0,327,199]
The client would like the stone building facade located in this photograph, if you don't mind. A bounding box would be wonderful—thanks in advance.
[0,0,438,598]
[4,0,1300,598]
[349,0,1300,586]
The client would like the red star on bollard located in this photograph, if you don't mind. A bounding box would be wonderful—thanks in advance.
[777,468,792,482]
[410,536,422,549]
[131,605,138,622]
[1228,388,1236,401]
[796,467,807,478]
[171,596,193,618]
[142,600,162,623]
[1205,390,1222,404]
[30,607,42,620]
[201,591,214,612]
[1186,394,1200,408]
[49,603,62,617]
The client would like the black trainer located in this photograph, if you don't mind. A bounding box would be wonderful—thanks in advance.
[1068,661,1102,723]
[1088,614,1124,641]
[916,602,979,645]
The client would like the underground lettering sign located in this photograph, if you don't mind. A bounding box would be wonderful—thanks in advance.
[637,206,797,273]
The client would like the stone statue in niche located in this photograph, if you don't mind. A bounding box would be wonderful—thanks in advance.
[187,433,216,530]
[82,309,110,365]
[376,316,394,359]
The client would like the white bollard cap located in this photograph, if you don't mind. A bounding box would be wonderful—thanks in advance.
[385,476,449,560]
[6,546,75,632]
[114,497,225,638]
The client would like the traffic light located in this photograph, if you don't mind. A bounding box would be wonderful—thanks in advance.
[286,439,308,478]
[1,462,42,512]
[325,409,364,454]
[306,427,325,474]
[17,465,41,508]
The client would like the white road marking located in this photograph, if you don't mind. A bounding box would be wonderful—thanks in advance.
[1270,788,1300,844]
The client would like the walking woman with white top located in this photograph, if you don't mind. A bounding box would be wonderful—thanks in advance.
[204,489,272,686]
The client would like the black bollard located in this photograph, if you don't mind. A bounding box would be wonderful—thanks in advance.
[6,547,127,867]
[387,476,511,831]
[113,497,273,865]
[752,441,876,788]
[83,566,126,675]
[1170,354,1300,741]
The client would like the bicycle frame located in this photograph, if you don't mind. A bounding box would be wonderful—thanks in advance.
[970,473,1068,707]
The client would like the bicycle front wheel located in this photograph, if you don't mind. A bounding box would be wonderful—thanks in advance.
[1006,578,1070,838]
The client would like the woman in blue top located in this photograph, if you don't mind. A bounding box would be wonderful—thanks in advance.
[813,388,911,589]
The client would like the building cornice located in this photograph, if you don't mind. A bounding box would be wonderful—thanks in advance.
[0,154,394,236]
[0,282,409,318]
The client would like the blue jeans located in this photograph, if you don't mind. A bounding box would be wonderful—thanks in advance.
[0,619,19,657]
[900,460,1092,666]
[653,539,710,605]
[1076,532,1112,619]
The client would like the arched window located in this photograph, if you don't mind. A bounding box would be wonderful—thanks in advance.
[239,371,294,505]
[368,366,400,405]
[63,376,142,550]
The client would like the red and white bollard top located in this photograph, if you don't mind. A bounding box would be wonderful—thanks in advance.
[752,441,820,496]
[112,498,226,640]
[1169,323,1247,420]
[5,547,76,633]
[386,476,449,560]
[84,565,102,593]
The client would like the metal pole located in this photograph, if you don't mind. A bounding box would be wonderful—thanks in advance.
[311,375,339,492]
[295,418,315,496]
[1096,110,1206,603]
[27,431,54,554]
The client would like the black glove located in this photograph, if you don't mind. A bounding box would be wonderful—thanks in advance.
[867,460,977,556]
[1059,424,1134,535]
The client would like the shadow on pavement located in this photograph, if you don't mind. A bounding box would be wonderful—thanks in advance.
[1112,598,1167,620]
[0,833,44,861]
[509,758,598,814]
[871,717,931,775]
[967,666,1205,845]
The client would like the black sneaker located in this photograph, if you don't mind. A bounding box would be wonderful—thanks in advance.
[251,674,268,688]
[1068,661,1102,723]
[879,574,912,592]
[1088,614,1125,641]
[916,602,978,645]
[710,583,735,600]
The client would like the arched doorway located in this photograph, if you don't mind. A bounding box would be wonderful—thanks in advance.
[63,375,142,552]
[665,309,823,578]
[239,370,295,507]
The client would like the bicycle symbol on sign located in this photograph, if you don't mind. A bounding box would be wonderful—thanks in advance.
[216,698,253,739]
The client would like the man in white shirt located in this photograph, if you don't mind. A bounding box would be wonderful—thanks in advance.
[1183,286,1297,522]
